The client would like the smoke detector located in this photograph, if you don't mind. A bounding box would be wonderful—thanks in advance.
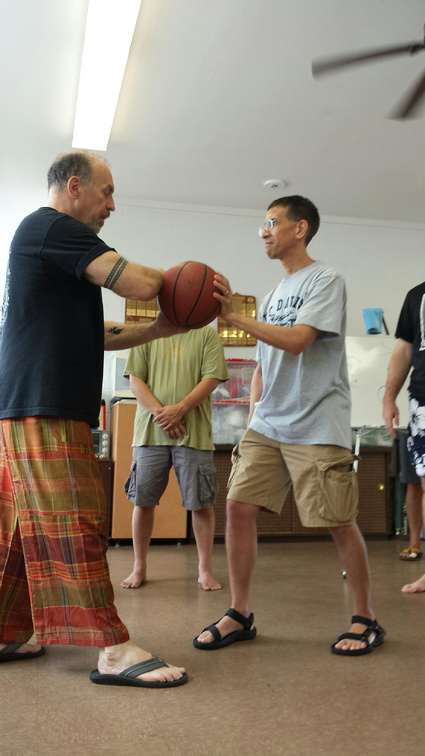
[263,179,286,190]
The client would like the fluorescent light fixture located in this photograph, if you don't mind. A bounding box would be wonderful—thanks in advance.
[72,0,142,151]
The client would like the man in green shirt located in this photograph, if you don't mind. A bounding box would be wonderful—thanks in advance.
[121,327,228,590]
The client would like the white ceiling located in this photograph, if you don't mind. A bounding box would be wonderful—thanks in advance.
[1,0,425,225]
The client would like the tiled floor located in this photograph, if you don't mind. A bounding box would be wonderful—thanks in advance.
[1,537,424,756]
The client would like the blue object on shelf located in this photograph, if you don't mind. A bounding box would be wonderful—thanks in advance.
[362,308,385,334]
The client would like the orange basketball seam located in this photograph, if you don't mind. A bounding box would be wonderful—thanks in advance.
[184,263,208,326]
[172,261,190,326]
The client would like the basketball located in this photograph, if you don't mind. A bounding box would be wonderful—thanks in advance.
[158,261,221,328]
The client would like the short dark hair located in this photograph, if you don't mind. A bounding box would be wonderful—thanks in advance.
[267,195,320,246]
[47,151,105,191]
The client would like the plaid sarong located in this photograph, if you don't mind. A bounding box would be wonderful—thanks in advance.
[0,417,129,646]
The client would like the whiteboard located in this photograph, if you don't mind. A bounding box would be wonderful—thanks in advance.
[346,336,409,428]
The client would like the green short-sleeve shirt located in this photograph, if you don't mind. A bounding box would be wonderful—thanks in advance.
[124,327,228,450]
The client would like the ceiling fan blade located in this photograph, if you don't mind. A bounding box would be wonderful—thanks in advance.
[390,69,425,118]
[312,42,425,77]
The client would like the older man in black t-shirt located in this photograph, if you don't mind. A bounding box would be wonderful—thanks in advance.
[0,151,188,688]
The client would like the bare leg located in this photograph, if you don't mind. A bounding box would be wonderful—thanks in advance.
[98,640,185,683]
[192,507,222,590]
[120,506,155,589]
[330,523,377,651]
[402,477,425,593]
[196,499,258,643]
[399,482,423,554]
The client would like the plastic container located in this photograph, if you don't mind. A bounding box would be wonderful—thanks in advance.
[351,427,394,447]
[212,401,250,445]
[212,359,256,401]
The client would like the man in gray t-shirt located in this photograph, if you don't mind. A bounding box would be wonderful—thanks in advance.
[194,195,385,657]
[252,261,351,447]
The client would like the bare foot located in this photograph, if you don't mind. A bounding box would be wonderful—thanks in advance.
[401,574,425,593]
[333,619,377,652]
[98,640,185,684]
[0,642,43,654]
[198,571,222,591]
[120,569,146,589]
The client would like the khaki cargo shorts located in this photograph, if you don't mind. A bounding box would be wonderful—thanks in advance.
[228,428,358,528]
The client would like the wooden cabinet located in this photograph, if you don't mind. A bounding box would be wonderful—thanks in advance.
[110,402,188,540]
[212,445,392,538]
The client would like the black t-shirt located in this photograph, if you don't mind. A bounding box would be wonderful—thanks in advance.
[395,281,425,399]
[0,208,114,426]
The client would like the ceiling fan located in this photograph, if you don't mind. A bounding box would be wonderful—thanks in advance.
[312,23,425,118]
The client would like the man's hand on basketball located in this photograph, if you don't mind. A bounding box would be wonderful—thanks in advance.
[213,273,234,318]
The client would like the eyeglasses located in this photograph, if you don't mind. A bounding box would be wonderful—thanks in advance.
[258,218,278,236]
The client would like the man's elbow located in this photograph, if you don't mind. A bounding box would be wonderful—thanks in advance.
[287,326,319,356]
[286,341,309,356]
[133,269,163,301]
[288,344,303,356]
[287,337,316,356]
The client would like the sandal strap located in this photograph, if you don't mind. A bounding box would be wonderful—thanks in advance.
[335,617,386,647]
[122,655,169,679]
[351,615,376,628]
[201,610,254,642]
[225,608,254,630]
[203,623,223,642]
[350,616,386,640]
[1,643,22,653]
[336,631,368,643]
[351,616,379,642]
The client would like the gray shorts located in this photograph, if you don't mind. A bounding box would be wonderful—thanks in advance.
[124,446,218,511]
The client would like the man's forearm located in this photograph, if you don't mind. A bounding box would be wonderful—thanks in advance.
[104,313,184,350]
[383,340,413,402]
[129,375,162,415]
[178,378,220,414]
[153,379,219,429]
[223,312,318,355]
[104,321,162,350]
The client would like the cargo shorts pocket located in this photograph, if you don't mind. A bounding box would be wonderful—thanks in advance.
[316,457,358,524]
[197,465,218,505]
[124,462,136,500]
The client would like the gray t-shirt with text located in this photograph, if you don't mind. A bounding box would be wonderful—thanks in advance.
[250,261,351,448]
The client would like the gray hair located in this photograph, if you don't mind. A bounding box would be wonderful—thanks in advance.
[47,151,107,191]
